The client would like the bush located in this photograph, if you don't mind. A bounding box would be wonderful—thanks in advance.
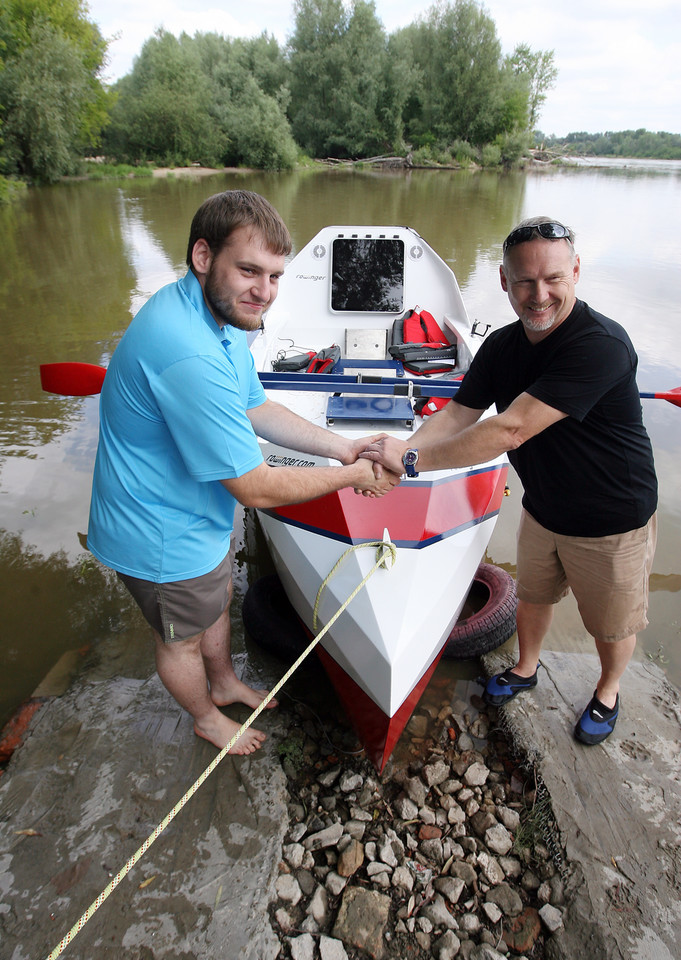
[480,143,501,166]
[411,143,454,166]
[412,144,435,165]
[450,139,477,165]
[495,129,531,167]
[79,161,154,180]
[434,147,454,165]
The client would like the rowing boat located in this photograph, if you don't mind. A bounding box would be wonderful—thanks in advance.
[248,226,509,771]
[39,226,680,770]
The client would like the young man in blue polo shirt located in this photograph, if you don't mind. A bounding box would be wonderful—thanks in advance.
[88,190,399,754]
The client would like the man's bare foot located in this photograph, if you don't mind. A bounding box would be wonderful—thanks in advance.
[194,712,266,754]
[210,676,278,711]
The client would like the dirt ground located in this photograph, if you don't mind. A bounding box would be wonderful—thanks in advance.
[151,166,249,178]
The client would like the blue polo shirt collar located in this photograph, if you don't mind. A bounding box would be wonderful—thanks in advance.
[178,270,238,349]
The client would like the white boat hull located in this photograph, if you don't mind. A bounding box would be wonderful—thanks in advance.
[249,226,508,770]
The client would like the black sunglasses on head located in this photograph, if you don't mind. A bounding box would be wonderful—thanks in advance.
[503,222,572,252]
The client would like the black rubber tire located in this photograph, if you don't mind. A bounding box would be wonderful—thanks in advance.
[443,562,517,660]
[242,573,310,662]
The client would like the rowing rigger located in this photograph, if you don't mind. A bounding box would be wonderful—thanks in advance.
[38,362,681,407]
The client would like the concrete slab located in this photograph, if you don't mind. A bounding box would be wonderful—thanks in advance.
[484,648,681,960]
[0,658,289,960]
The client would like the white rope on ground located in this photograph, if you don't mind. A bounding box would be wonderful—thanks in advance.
[44,539,397,960]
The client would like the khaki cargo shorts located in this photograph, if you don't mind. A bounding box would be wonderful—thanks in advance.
[117,540,236,643]
[516,509,657,642]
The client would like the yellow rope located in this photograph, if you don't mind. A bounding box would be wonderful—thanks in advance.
[312,537,394,632]
[44,539,397,960]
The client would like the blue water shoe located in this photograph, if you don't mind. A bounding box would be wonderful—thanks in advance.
[483,667,538,706]
[574,691,619,745]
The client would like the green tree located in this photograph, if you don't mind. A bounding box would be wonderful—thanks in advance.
[544,128,681,160]
[0,21,90,179]
[287,0,390,158]
[338,0,391,155]
[380,29,422,153]
[0,0,111,180]
[508,43,557,131]
[218,73,298,170]
[193,31,298,169]
[401,1,524,148]
[288,0,352,156]
[103,30,227,167]
[232,32,290,101]
[106,29,298,170]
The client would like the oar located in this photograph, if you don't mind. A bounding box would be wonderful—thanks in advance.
[40,362,106,396]
[639,388,681,408]
[39,362,465,398]
[39,362,681,408]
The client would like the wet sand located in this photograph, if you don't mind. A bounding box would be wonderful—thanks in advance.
[151,166,251,178]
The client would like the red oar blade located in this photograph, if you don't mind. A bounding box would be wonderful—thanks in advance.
[40,362,106,396]
[640,387,681,408]
[657,387,681,408]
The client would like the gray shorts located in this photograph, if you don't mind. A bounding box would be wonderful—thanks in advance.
[117,543,236,643]
[516,510,657,642]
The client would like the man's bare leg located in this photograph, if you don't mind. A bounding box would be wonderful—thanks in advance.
[153,629,266,754]
[514,599,554,676]
[199,582,278,711]
[594,634,636,709]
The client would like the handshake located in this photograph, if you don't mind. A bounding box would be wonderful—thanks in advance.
[345,434,411,499]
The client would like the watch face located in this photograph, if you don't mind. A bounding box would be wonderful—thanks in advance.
[404,449,418,465]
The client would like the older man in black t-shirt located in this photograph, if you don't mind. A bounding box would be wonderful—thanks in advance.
[362,216,657,745]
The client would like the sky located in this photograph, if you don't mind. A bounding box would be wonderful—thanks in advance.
[87,0,681,137]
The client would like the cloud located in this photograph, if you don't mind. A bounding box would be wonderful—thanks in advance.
[482,0,681,134]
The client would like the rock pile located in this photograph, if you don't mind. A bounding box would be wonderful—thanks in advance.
[271,688,567,960]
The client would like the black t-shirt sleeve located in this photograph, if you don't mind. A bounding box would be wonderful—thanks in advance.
[454,337,498,411]
[526,334,635,422]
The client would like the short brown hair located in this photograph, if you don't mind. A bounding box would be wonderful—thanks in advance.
[186,190,292,266]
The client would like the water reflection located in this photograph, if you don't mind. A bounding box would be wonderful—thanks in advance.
[0,528,138,727]
[118,193,180,313]
[1,165,680,729]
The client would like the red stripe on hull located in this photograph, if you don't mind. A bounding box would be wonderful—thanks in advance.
[316,644,447,773]
[268,466,507,544]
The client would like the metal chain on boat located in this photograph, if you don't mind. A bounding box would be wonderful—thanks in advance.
[44,538,397,960]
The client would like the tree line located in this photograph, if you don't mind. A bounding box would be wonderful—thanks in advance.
[5,0,679,191]
[541,129,681,161]
[1,0,561,185]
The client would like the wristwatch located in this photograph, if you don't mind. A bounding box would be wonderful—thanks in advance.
[402,448,420,477]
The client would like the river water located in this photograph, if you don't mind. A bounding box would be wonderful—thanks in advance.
[1,164,680,729]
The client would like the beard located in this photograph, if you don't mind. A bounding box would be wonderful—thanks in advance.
[521,310,558,333]
[203,267,265,332]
